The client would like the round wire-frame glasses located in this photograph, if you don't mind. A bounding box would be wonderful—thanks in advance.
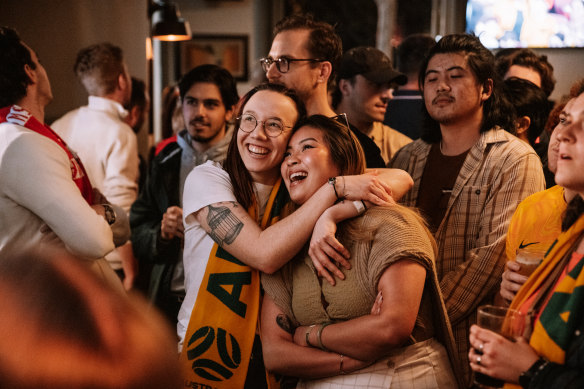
[237,113,292,137]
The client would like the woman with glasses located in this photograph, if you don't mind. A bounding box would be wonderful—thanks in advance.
[177,83,412,388]
[260,115,462,389]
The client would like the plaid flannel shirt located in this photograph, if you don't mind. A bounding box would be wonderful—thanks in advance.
[390,127,545,384]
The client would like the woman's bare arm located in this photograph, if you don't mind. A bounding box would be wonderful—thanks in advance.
[293,259,426,360]
[190,173,392,273]
[260,295,372,378]
[260,259,426,377]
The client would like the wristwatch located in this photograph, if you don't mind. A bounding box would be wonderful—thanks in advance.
[102,203,116,225]
[518,358,549,388]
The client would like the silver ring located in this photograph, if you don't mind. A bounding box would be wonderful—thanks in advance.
[479,343,484,352]
[476,356,482,365]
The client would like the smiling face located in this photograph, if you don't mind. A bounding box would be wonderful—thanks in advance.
[182,82,232,148]
[266,29,321,101]
[554,93,584,195]
[423,52,490,128]
[236,90,299,185]
[281,125,340,205]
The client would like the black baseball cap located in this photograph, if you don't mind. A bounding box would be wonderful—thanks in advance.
[338,46,407,85]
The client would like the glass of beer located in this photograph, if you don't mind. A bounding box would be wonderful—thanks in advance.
[474,305,526,388]
[515,248,545,277]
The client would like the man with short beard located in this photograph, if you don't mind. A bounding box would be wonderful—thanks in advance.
[262,14,386,168]
[130,64,238,326]
[390,34,545,385]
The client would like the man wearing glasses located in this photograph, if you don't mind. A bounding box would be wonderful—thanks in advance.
[261,14,386,168]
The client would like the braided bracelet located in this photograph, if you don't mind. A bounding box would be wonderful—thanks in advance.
[328,177,341,200]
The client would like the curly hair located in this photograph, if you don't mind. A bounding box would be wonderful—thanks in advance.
[495,48,556,97]
[0,27,35,107]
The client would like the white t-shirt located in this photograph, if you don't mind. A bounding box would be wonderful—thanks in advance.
[177,161,273,348]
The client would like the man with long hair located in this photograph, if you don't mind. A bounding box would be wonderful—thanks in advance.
[391,33,545,385]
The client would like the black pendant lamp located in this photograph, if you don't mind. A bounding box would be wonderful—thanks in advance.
[150,1,191,41]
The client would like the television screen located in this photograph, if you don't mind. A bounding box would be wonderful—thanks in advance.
[466,0,584,48]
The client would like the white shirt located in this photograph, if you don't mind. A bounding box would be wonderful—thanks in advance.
[52,96,139,213]
[53,96,139,269]
[177,161,273,349]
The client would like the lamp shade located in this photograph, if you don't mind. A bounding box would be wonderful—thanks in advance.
[151,1,191,41]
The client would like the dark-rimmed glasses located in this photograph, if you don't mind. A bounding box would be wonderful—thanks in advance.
[259,57,324,73]
[237,113,292,137]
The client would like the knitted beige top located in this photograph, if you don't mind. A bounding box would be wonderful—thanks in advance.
[261,206,461,375]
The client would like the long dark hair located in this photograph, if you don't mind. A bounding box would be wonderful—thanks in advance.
[418,34,515,143]
[223,83,306,211]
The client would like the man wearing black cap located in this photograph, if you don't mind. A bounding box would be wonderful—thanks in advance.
[333,46,412,164]
[263,14,386,168]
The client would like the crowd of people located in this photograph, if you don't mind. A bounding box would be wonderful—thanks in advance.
[1,10,583,389]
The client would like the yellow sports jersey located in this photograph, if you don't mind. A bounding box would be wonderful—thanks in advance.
[505,185,566,262]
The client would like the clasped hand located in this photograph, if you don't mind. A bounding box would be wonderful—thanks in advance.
[161,206,184,240]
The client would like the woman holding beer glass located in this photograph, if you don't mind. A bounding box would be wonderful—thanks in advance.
[469,81,584,388]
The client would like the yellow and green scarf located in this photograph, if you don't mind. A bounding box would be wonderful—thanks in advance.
[179,179,289,389]
[504,214,584,388]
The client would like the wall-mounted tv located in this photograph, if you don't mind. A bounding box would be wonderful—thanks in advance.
[466,0,584,49]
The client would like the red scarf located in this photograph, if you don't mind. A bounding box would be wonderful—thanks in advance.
[0,105,94,204]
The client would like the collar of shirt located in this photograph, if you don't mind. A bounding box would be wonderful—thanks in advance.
[87,95,129,120]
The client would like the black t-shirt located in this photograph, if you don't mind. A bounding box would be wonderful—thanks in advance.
[344,123,386,169]
[416,143,469,232]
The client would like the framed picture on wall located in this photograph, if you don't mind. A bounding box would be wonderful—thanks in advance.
[181,34,249,81]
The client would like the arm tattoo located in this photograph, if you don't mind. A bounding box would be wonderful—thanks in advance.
[276,314,294,334]
[206,202,244,246]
